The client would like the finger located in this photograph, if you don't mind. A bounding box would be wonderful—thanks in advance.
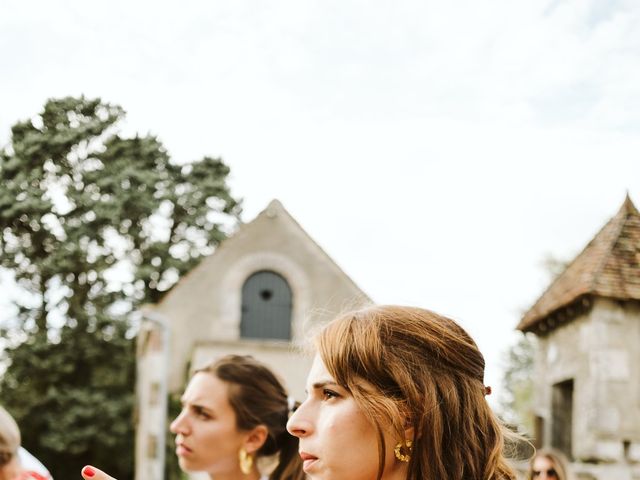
[81,465,118,480]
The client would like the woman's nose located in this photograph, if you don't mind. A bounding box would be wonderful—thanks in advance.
[169,410,188,435]
[286,401,313,438]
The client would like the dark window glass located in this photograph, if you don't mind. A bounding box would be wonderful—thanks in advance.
[551,379,574,459]
[241,271,292,340]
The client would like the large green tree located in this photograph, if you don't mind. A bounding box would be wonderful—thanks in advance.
[0,96,241,479]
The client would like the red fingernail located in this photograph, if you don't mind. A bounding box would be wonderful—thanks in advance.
[82,466,95,477]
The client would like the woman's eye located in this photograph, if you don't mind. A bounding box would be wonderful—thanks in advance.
[193,407,211,419]
[322,389,340,400]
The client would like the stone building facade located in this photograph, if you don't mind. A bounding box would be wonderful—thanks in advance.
[518,196,640,479]
[134,199,370,480]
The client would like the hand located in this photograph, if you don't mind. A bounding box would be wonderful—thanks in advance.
[81,465,118,480]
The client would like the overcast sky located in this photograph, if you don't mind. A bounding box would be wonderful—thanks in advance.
[2,0,640,403]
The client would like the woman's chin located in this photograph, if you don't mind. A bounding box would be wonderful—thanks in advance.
[178,458,200,472]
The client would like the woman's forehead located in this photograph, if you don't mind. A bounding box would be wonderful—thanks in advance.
[306,354,333,383]
[183,372,230,404]
[533,455,555,468]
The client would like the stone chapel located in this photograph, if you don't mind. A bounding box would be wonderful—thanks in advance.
[134,199,370,480]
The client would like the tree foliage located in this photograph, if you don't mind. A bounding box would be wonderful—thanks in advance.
[0,321,136,478]
[0,96,241,479]
[499,254,571,436]
[499,333,535,434]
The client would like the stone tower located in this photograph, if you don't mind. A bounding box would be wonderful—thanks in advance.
[518,195,640,479]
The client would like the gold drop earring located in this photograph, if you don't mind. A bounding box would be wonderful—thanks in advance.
[239,448,254,475]
[394,439,412,462]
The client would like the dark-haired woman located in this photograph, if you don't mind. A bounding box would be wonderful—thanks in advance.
[82,355,303,480]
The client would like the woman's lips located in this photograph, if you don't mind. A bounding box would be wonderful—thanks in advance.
[299,452,318,471]
[176,443,192,456]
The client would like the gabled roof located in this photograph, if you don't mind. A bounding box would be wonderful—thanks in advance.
[155,198,370,307]
[518,195,640,333]
[254,199,368,297]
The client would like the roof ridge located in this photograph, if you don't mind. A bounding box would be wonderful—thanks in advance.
[589,197,635,291]
[267,200,372,300]
[589,201,629,291]
[518,195,640,332]
[623,192,639,215]
[519,209,617,325]
[519,257,573,325]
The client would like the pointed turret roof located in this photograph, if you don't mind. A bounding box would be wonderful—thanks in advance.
[518,194,640,333]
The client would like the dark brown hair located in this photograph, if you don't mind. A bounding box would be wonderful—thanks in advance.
[317,305,517,480]
[196,355,304,480]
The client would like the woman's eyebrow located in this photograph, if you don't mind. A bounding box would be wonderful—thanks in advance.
[311,380,340,389]
[191,402,216,414]
[180,397,213,411]
[304,379,341,394]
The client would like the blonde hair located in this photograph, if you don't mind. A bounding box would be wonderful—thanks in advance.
[0,406,20,467]
[528,448,570,480]
[317,305,517,480]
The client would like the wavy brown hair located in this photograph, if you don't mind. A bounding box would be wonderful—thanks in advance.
[196,355,304,480]
[317,305,517,480]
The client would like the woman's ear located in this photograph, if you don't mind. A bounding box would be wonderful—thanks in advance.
[403,417,414,441]
[244,425,269,454]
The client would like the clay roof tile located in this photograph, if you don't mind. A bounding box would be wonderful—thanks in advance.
[518,195,640,332]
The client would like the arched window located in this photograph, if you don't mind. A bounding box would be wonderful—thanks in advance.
[240,270,292,340]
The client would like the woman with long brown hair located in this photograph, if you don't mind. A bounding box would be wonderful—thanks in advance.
[286,305,517,480]
[82,354,303,480]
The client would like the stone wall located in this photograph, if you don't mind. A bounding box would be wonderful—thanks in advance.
[533,298,640,478]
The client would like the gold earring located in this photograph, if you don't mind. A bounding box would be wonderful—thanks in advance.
[394,439,412,462]
[239,448,253,475]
